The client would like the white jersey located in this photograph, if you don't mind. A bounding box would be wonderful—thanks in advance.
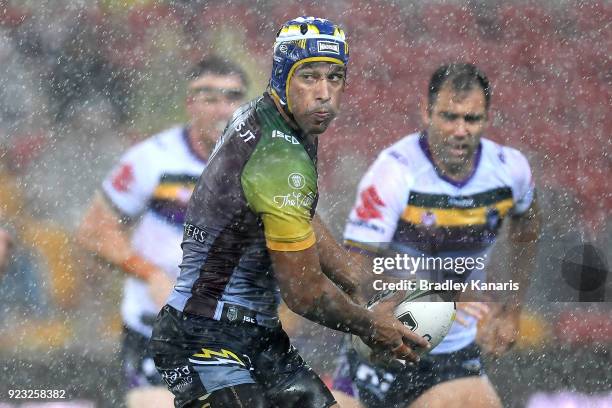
[344,132,534,354]
[102,127,206,337]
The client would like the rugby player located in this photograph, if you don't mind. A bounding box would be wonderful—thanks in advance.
[76,56,248,407]
[149,17,429,408]
[332,63,541,408]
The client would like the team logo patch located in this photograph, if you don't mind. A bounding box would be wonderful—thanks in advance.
[421,211,436,226]
[189,348,247,367]
[317,40,340,54]
[288,173,306,189]
[226,306,238,322]
[462,358,482,373]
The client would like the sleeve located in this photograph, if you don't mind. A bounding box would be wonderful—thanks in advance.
[343,151,411,252]
[241,151,316,252]
[101,139,160,218]
[505,147,535,216]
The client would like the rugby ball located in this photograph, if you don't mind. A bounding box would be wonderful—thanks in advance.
[352,289,456,362]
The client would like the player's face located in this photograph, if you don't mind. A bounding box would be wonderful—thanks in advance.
[424,84,488,175]
[287,62,345,135]
[186,73,246,141]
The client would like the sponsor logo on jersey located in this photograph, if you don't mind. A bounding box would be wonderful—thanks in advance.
[235,121,255,142]
[184,223,208,243]
[189,348,247,367]
[273,191,315,209]
[355,186,385,220]
[272,129,300,145]
[288,172,306,189]
[448,197,475,207]
[317,41,340,54]
[160,365,193,392]
[111,163,134,192]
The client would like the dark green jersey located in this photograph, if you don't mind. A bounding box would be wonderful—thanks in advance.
[167,93,318,325]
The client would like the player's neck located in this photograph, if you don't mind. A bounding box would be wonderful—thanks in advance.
[271,94,300,132]
[431,152,477,182]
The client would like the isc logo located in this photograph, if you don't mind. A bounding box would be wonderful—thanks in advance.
[272,130,300,145]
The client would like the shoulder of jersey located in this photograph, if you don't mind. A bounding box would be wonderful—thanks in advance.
[378,132,427,170]
[149,126,185,149]
[480,137,530,174]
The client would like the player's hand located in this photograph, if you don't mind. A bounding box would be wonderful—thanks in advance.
[147,269,175,308]
[361,293,430,363]
[477,304,520,358]
[456,302,490,326]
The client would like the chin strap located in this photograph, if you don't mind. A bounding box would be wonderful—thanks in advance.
[268,86,299,129]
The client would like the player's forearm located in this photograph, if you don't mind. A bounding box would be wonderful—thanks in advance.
[76,193,158,280]
[506,204,541,312]
[313,216,373,302]
[283,280,374,336]
[506,241,537,312]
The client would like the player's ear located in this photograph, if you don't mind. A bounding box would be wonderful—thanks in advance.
[185,95,195,115]
[420,96,430,125]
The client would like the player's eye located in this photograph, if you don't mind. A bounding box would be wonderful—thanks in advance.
[298,72,316,81]
[464,114,484,123]
[328,72,345,82]
[440,112,459,121]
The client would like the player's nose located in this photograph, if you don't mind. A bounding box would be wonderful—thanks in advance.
[315,79,331,102]
[453,119,469,137]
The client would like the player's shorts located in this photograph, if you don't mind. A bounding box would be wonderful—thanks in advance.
[149,305,336,408]
[332,342,484,408]
[122,325,165,389]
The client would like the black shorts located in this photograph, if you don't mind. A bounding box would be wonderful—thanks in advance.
[122,325,165,389]
[149,305,336,408]
[332,342,484,408]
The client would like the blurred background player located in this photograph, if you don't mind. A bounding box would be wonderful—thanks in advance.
[149,16,428,408]
[331,63,541,408]
[76,56,248,408]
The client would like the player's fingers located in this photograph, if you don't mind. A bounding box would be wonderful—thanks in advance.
[455,314,470,326]
[392,343,420,363]
[458,303,489,320]
[398,324,430,349]
[469,302,490,316]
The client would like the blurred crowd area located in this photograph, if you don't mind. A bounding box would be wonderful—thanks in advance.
[0,0,609,406]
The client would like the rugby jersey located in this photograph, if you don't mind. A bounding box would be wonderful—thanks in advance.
[167,93,319,326]
[344,132,535,353]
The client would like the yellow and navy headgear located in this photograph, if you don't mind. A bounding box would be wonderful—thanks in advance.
[270,16,349,113]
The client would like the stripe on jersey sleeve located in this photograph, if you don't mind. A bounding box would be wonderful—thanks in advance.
[266,231,316,251]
